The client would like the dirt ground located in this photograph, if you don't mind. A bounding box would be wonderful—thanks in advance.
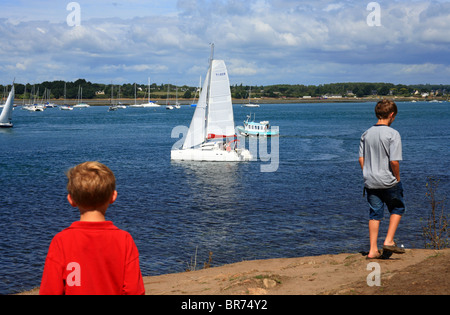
[19,248,449,295]
[143,248,449,295]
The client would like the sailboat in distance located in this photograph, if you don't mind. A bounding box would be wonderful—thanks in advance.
[130,77,160,108]
[171,44,253,162]
[0,81,15,128]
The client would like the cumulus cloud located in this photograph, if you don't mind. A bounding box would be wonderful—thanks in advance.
[0,0,449,85]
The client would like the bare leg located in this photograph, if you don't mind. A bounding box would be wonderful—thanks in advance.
[384,214,402,246]
[368,220,380,258]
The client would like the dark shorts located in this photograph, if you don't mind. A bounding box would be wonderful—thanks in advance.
[366,181,406,220]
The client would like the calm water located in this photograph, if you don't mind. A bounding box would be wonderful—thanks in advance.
[0,102,449,294]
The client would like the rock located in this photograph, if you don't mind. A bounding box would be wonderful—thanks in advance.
[263,278,277,289]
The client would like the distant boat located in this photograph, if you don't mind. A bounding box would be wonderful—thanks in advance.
[73,103,90,108]
[175,87,181,109]
[237,114,279,137]
[109,84,118,111]
[108,83,125,111]
[129,82,141,108]
[131,77,160,108]
[115,86,126,109]
[243,103,260,108]
[171,44,253,162]
[60,105,73,111]
[166,84,174,110]
[23,105,45,112]
[59,83,73,110]
[43,88,57,108]
[73,86,90,108]
[0,82,15,128]
[242,87,260,108]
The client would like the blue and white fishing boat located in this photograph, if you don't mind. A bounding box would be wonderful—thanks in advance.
[237,114,279,137]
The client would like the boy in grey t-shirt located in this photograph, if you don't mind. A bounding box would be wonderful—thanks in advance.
[359,100,406,259]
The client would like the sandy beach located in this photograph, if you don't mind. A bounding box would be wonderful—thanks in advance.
[19,248,449,295]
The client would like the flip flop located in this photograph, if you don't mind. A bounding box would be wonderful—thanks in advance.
[383,243,405,254]
[366,251,383,260]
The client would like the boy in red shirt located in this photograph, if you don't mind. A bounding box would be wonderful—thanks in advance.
[40,162,145,295]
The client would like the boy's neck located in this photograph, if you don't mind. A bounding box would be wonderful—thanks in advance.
[376,118,393,126]
[80,210,106,222]
[376,113,396,126]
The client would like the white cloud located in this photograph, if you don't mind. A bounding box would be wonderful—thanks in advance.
[1,0,450,85]
[324,3,344,12]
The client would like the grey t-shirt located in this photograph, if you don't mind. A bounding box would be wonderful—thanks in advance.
[359,125,403,189]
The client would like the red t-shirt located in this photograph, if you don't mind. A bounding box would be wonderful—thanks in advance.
[40,221,145,295]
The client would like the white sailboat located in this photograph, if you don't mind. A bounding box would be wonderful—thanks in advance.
[0,82,15,128]
[243,87,260,108]
[131,77,160,108]
[166,84,174,110]
[60,82,73,110]
[175,86,181,109]
[73,86,90,108]
[23,85,45,111]
[171,44,253,162]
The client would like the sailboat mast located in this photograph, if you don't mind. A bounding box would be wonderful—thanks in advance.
[148,77,151,103]
[206,43,214,104]
[205,43,215,141]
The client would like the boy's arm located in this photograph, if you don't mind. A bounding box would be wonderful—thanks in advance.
[39,238,65,295]
[122,237,145,295]
[39,257,65,295]
[123,257,145,295]
[359,157,364,170]
[390,160,401,182]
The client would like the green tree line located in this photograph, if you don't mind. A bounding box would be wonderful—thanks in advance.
[231,83,450,99]
[2,80,449,100]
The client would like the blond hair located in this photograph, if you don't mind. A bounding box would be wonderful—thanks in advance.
[66,162,116,209]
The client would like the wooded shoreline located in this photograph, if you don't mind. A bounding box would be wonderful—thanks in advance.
[12,96,448,106]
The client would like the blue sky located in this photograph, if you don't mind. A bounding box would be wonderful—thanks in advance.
[1,0,450,86]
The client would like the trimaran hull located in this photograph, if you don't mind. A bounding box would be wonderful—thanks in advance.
[171,148,252,162]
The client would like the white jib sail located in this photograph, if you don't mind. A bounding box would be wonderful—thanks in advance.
[182,69,210,149]
[0,85,15,125]
[206,60,235,139]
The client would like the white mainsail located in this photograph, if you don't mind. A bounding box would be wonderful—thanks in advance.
[183,60,236,148]
[0,84,14,128]
[206,60,235,140]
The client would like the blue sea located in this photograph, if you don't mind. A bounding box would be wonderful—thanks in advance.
[0,102,449,294]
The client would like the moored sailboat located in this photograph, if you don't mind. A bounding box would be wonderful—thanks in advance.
[73,86,90,108]
[130,77,160,108]
[242,87,260,108]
